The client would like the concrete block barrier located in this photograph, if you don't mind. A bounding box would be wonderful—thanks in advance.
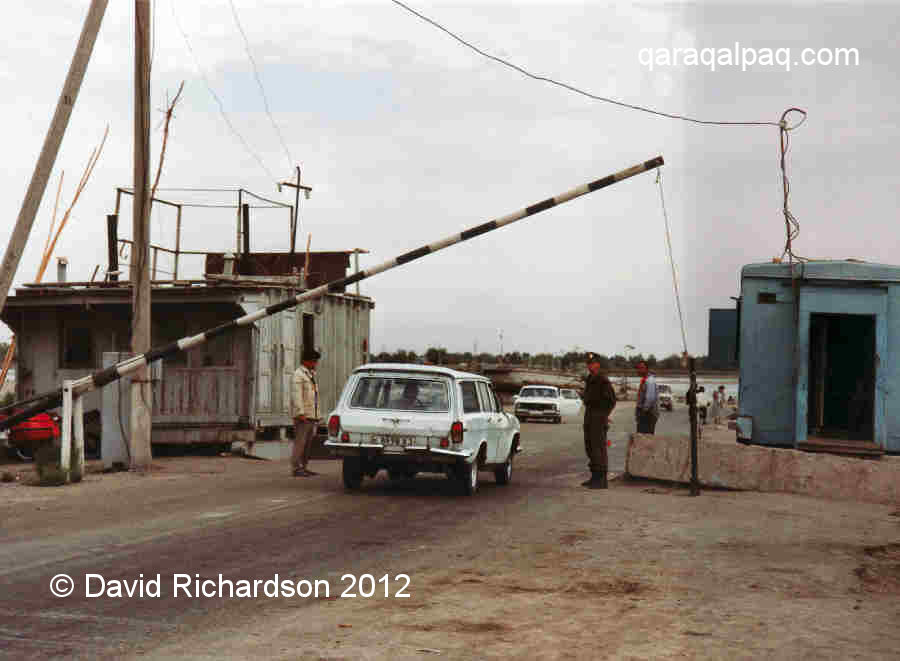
[626,432,900,505]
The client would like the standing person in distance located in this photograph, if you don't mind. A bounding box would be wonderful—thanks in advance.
[582,352,617,489]
[635,361,659,434]
[290,348,321,477]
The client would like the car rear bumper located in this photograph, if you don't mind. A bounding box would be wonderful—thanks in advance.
[515,409,558,419]
[324,440,474,463]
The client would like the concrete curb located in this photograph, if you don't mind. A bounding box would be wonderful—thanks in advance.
[626,432,900,505]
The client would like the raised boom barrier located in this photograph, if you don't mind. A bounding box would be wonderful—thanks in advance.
[0,156,663,432]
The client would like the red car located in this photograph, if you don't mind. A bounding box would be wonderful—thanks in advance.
[0,410,61,459]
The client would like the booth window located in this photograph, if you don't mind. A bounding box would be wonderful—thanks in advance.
[61,326,94,368]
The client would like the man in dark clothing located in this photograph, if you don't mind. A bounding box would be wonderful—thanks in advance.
[582,352,617,489]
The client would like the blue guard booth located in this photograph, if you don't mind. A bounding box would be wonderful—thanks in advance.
[736,261,900,454]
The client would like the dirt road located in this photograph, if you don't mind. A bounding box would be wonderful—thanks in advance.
[2,404,899,660]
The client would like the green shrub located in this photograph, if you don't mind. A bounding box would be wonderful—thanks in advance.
[37,466,67,486]
[31,442,85,486]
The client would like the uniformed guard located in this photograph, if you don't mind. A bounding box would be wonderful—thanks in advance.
[582,352,617,489]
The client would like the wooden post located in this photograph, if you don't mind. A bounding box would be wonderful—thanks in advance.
[61,380,73,481]
[73,391,84,482]
[107,214,118,281]
[0,0,108,315]
[173,205,182,280]
[279,167,312,256]
[242,203,250,256]
[130,0,153,470]
[290,166,300,254]
[152,246,158,280]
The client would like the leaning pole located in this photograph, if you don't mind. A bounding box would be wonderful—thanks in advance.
[0,156,663,431]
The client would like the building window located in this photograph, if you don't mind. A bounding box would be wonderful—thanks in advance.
[61,326,94,368]
[757,292,777,304]
[302,313,315,358]
[201,332,233,367]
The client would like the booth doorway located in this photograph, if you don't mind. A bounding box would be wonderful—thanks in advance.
[807,313,875,442]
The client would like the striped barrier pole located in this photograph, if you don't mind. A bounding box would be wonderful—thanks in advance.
[0,156,663,431]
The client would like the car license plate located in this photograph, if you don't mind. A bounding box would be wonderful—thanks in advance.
[376,435,417,452]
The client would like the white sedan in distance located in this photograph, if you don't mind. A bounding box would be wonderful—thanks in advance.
[558,388,584,417]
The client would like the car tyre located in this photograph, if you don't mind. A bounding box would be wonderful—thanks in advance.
[342,457,364,490]
[554,415,562,424]
[458,458,479,496]
[494,452,513,485]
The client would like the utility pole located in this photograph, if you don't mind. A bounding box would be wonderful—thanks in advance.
[130,0,153,470]
[0,0,108,315]
[278,167,312,255]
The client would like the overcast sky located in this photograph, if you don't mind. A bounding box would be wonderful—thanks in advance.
[1,1,897,359]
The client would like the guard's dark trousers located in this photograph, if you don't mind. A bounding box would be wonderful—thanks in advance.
[583,408,609,487]
[636,410,658,434]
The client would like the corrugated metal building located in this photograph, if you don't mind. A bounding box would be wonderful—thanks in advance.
[1,252,374,453]
[736,260,900,454]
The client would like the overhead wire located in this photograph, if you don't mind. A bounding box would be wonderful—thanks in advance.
[390,0,779,127]
[655,170,688,356]
[778,108,808,263]
[170,0,277,183]
[227,0,294,170]
[389,0,809,276]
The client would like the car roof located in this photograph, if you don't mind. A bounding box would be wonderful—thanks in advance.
[353,363,490,381]
[522,384,558,390]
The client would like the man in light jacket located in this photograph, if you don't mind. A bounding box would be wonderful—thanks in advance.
[291,348,320,477]
[635,361,659,434]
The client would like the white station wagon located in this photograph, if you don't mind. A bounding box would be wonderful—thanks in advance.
[324,364,521,495]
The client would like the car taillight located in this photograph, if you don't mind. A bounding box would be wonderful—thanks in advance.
[450,421,463,443]
[328,415,340,437]
[341,431,350,442]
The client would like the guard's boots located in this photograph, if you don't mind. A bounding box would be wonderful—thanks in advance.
[581,472,608,489]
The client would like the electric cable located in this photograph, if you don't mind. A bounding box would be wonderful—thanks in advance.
[170,0,277,183]
[655,169,688,356]
[389,0,810,271]
[228,0,294,170]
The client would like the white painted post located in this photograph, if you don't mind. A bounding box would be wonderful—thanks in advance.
[61,380,73,481]
[73,392,84,481]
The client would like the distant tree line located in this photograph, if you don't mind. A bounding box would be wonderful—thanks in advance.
[372,347,709,371]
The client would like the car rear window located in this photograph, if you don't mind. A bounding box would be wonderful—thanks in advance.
[349,376,450,412]
[460,382,481,413]
[521,387,557,398]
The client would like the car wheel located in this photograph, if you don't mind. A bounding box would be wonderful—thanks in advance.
[554,416,562,424]
[494,452,513,485]
[342,457,364,490]
[458,458,479,496]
